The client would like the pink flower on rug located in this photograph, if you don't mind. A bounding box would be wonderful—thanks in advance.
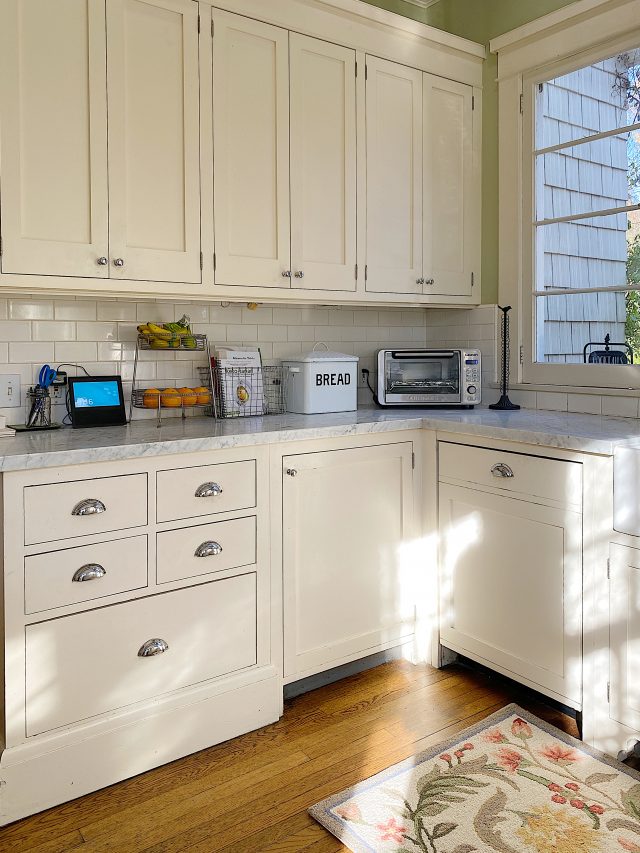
[570,798,585,810]
[548,783,562,792]
[334,802,362,822]
[376,817,406,844]
[565,782,580,791]
[485,728,508,743]
[511,717,533,739]
[589,804,605,815]
[439,753,452,763]
[551,794,567,804]
[540,744,580,764]
[619,839,640,852]
[497,747,524,772]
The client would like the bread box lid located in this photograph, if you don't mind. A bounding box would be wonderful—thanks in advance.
[289,344,359,364]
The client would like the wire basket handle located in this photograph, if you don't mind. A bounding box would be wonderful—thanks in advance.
[312,342,329,353]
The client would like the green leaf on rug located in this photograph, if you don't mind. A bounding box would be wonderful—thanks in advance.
[622,784,640,821]
[432,821,457,838]
[585,772,619,785]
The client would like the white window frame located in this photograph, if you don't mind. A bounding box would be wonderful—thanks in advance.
[493,0,640,390]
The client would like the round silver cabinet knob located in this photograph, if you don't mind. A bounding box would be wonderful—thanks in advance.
[113,258,125,268]
[294,271,304,279]
[286,468,298,477]
[416,277,425,285]
[97,256,108,266]
[424,278,435,286]
[282,270,292,278]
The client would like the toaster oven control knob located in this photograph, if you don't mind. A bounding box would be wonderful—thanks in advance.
[467,385,477,395]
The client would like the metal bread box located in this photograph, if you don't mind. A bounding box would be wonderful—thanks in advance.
[283,347,359,414]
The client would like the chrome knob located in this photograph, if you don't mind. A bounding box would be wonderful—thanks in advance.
[71,498,106,516]
[97,256,108,266]
[113,258,125,268]
[286,468,298,477]
[194,482,223,499]
[294,271,304,279]
[491,462,514,479]
[416,277,425,285]
[282,270,292,278]
[424,278,435,286]
[72,563,106,582]
[138,638,169,658]
[195,540,223,558]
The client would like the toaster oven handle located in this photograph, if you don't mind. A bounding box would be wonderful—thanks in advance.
[389,350,457,359]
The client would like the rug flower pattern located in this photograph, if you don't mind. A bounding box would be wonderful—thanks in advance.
[310,707,640,853]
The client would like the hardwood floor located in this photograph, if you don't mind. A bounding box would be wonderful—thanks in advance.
[0,660,580,853]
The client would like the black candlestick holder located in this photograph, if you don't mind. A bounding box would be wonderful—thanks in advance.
[489,305,520,410]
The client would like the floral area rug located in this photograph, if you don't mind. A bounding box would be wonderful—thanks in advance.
[309,704,640,853]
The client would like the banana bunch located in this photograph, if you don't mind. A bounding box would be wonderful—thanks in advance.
[137,319,197,349]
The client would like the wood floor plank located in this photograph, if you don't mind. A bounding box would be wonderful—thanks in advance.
[0,660,581,853]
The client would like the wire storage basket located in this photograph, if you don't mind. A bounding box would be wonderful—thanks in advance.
[198,365,288,418]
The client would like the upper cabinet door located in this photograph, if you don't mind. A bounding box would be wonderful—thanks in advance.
[423,75,474,297]
[106,0,201,284]
[212,11,291,288]
[289,35,357,292]
[365,56,422,295]
[0,0,109,278]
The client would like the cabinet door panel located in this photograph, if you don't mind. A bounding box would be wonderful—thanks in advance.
[282,443,415,679]
[609,543,640,731]
[365,56,422,295]
[290,35,357,292]
[107,0,201,284]
[212,11,290,288]
[423,76,474,297]
[0,0,109,277]
[439,484,582,704]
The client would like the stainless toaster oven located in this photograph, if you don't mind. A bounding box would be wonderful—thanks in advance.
[377,349,481,407]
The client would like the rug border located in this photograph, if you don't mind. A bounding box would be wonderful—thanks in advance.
[308,702,640,853]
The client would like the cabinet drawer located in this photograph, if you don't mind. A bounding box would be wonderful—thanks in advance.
[157,517,256,584]
[156,461,256,523]
[24,474,148,546]
[438,442,582,506]
[26,573,257,736]
[25,535,148,615]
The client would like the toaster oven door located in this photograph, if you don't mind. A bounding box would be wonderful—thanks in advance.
[383,350,462,404]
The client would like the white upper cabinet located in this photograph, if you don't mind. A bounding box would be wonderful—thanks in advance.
[107,0,201,284]
[365,56,423,296]
[289,35,357,292]
[0,0,109,278]
[212,11,291,289]
[423,75,475,297]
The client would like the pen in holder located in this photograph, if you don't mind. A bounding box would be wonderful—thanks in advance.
[25,385,52,428]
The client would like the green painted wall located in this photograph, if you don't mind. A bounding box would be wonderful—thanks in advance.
[363,0,581,302]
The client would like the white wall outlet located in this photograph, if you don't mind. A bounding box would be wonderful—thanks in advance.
[0,374,22,408]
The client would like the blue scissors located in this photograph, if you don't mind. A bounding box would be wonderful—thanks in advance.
[38,364,57,389]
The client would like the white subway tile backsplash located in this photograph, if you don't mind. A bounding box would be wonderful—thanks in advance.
[54,342,98,363]
[32,321,75,342]
[0,320,32,341]
[209,305,244,324]
[536,391,569,412]
[97,301,137,322]
[10,342,54,364]
[568,393,602,415]
[602,396,639,418]
[54,300,97,321]
[226,324,258,342]
[9,299,53,320]
[0,300,7,320]
[76,322,118,341]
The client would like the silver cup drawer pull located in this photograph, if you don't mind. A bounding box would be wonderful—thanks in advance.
[195,540,223,558]
[491,462,514,479]
[72,563,106,582]
[72,498,107,517]
[194,482,223,499]
[138,638,169,657]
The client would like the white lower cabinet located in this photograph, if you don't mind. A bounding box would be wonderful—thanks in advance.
[26,573,257,736]
[281,440,417,681]
[609,542,640,731]
[438,442,583,707]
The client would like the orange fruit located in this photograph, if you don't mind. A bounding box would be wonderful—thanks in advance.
[178,387,198,406]
[160,388,182,408]
[193,386,211,405]
[143,388,161,409]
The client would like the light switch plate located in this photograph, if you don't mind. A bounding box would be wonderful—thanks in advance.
[0,374,22,408]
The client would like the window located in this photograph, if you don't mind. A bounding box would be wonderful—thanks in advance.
[522,44,640,387]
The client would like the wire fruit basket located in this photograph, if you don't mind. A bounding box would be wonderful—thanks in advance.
[198,365,288,418]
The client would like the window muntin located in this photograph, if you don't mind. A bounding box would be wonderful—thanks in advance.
[531,47,640,370]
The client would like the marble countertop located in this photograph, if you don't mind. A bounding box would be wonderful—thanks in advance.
[1,406,640,471]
